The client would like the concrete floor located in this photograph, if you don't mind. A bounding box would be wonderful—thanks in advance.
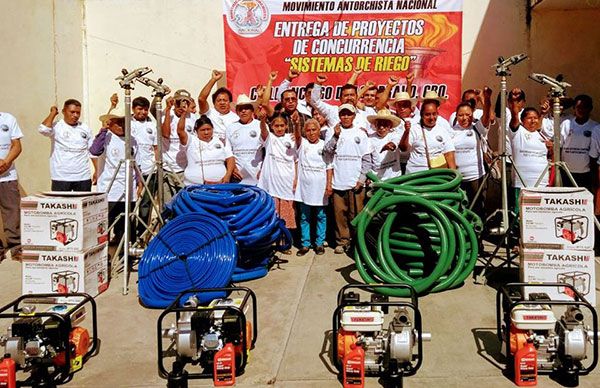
[1,249,599,387]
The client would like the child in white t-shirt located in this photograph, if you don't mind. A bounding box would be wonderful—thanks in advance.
[258,114,298,237]
[295,119,333,256]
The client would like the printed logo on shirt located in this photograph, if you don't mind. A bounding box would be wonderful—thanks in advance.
[185,125,193,133]
[354,136,361,144]
[584,130,592,137]
[436,135,443,142]
[111,148,119,157]
[466,130,473,137]
[249,130,257,138]
[0,124,8,132]
[80,132,88,139]
[215,143,222,149]
[318,148,324,155]
[146,127,153,134]
[285,141,292,149]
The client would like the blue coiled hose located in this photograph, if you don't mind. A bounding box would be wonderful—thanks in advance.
[166,184,292,282]
[138,212,237,308]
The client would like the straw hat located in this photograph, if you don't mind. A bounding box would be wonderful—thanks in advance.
[235,94,257,108]
[419,90,448,105]
[390,91,417,107]
[367,109,402,128]
[98,113,125,124]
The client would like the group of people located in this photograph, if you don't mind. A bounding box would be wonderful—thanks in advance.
[1,67,599,258]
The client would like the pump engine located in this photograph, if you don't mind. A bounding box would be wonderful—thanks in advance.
[332,284,430,387]
[157,287,257,387]
[0,293,98,387]
[497,282,598,386]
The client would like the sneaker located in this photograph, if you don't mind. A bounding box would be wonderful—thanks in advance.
[296,247,310,256]
[315,246,325,255]
[334,246,345,254]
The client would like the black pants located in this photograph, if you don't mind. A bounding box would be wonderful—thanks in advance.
[51,179,92,192]
[108,202,135,244]
[461,177,485,221]
[560,170,592,193]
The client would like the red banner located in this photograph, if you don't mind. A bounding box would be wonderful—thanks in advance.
[223,0,462,118]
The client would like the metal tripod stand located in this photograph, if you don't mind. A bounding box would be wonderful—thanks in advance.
[472,54,528,283]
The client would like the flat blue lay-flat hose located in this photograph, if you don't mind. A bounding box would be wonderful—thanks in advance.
[138,212,237,308]
[166,184,292,282]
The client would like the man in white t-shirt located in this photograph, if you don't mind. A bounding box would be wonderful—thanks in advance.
[39,99,94,191]
[0,112,23,257]
[197,70,239,142]
[324,104,372,254]
[161,90,198,197]
[311,74,369,131]
[226,94,264,185]
[567,94,600,191]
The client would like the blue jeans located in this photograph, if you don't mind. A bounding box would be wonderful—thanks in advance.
[298,202,327,248]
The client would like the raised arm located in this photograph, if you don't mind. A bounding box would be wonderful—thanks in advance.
[480,86,492,128]
[508,91,521,132]
[259,111,269,141]
[176,101,192,145]
[375,76,399,111]
[347,68,362,86]
[161,97,174,138]
[198,70,224,114]
[399,120,411,152]
[40,106,59,134]
[275,67,300,101]
[261,71,278,117]
[311,74,339,126]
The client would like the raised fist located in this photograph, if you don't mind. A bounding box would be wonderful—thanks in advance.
[316,74,327,85]
[212,70,223,81]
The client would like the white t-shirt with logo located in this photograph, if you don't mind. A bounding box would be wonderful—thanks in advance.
[295,138,332,206]
[405,123,455,174]
[561,117,599,173]
[327,125,371,190]
[311,83,369,131]
[205,108,239,142]
[131,118,157,176]
[396,115,420,163]
[96,132,138,202]
[38,119,93,181]
[369,131,402,180]
[451,120,488,182]
[226,119,264,185]
[509,126,549,188]
[162,112,198,173]
[183,135,233,186]
[258,133,297,201]
[0,112,24,182]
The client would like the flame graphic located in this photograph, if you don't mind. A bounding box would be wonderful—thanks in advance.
[404,14,458,48]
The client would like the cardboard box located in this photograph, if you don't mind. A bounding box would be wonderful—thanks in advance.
[21,192,108,251]
[520,187,594,251]
[520,248,596,306]
[21,243,109,297]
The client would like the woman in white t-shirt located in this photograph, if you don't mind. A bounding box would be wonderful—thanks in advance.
[400,99,457,174]
[508,95,553,212]
[295,119,333,256]
[450,86,493,217]
[258,113,299,239]
[176,107,235,186]
[366,109,403,180]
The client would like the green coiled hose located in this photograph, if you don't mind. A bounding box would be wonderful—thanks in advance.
[351,169,481,297]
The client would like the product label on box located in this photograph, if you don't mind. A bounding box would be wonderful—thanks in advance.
[520,188,594,251]
[21,193,108,251]
[521,249,596,306]
[22,243,109,297]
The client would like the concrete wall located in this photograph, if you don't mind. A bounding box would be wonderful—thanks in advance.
[0,0,84,195]
[1,0,598,197]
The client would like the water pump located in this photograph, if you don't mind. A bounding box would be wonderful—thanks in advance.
[157,287,257,387]
[332,284,430,387]
[0,293,98,388]
[497,282,598,386]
